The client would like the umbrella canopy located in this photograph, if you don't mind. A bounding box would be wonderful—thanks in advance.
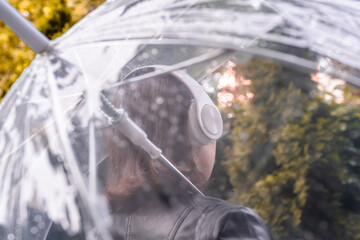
[1,0,360,239]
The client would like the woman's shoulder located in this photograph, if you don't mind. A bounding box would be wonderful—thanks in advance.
[191,195,273,240]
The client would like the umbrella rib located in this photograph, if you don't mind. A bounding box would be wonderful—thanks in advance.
[104,48,232,90]
[17,92,84,105]
[74,51,98,203]
[46,60,112,240]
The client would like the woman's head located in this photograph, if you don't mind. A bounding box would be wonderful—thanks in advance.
[106,69,216,200]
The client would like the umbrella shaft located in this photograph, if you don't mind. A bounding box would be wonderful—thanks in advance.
[0,0,49,53]
[158,154,204,196]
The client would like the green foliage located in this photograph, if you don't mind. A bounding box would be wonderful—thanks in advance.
[225,59,360,239]
[0,0,105,101]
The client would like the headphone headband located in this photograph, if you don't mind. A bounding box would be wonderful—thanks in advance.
[127,65,223,146]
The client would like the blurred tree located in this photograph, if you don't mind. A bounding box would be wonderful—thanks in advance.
[224,58,360,240]
[0,0,105,101]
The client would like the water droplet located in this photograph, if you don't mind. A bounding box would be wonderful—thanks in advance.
[169,126,178,135]
[142,53,149,59]
[251,0,262,9]
[176,95,183,102]
[38,222,46,229]
[169,116,178,124]
[151,104,159,111]
[151,48,159,55]
[214,72,222,80]
[7,234,15,240]
[350,130,360,139]
[159,110,167,118]
[22,11,29,17]
[136,55,144,62]
[118,140,127,148]
[34,215,42,222]
[30,227,38,234]
[155,97,164,105]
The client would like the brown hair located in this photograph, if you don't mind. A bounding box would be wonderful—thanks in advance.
[105,71,206,202]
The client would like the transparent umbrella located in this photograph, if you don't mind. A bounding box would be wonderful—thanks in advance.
[1,0,360,240]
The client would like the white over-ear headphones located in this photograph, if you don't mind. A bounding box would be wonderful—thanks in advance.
[126,65,223,146]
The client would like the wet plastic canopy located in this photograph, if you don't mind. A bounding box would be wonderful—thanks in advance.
[1,0,360,240]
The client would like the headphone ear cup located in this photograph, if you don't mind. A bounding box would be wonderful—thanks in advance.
[188,101,213,146]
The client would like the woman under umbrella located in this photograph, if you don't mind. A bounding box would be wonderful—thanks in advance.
[105,67,272,240]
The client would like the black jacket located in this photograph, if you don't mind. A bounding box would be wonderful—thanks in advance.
[110,193,272,240]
